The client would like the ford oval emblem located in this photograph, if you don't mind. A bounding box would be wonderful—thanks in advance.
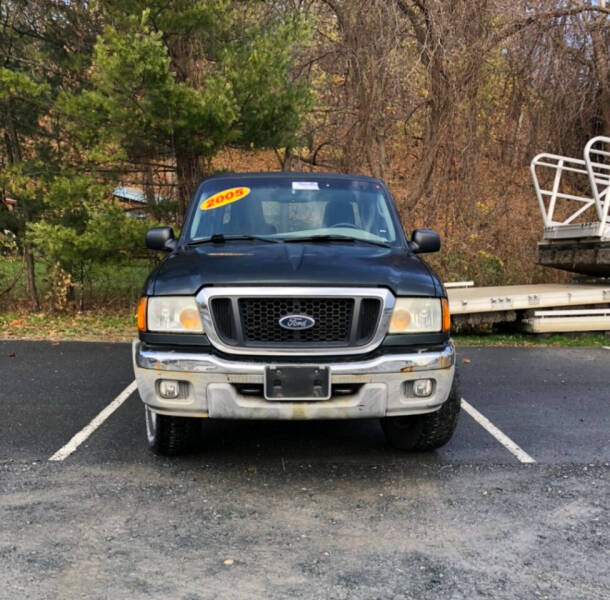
[279,315,315,330]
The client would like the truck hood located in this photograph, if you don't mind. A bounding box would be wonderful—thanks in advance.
[147,241,440,297]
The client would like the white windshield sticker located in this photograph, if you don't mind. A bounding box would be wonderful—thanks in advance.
[292,181,319,191]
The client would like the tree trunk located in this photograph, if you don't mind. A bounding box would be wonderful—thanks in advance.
[175,148,202,219]
[3,104,40,310]
[590,20,610,135]
[23,243,40,311]
[408,55,451,210]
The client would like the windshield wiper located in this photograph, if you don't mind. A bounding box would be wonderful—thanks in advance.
[188,233,282,245]
[282,235,390,248]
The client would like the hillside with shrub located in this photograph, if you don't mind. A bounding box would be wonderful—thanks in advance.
[1,0,608,313]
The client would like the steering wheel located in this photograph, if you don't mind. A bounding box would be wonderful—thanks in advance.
[330,222,362,230]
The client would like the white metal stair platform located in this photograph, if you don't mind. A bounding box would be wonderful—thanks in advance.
[532,136,610,275]
[542,221,610,241]
[531,136,610,241]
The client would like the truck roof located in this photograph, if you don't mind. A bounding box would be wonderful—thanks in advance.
[201,172,384,185]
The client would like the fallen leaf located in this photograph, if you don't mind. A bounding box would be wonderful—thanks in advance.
[462,358,471,364]
[9,319,22,327]
[51,341,60,346]
[9,352,17,358]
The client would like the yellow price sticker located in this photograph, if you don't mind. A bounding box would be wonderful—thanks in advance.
[200,187,250,211]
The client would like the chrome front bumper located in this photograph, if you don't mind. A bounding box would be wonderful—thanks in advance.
[132,340,455,420]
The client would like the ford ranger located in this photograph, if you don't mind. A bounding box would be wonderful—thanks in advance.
[133,173,459,455]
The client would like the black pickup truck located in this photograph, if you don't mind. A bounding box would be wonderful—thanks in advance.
[133,173,459,455]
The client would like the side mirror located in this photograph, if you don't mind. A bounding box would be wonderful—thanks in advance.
[410,229,441,254]
[146,227,177,252]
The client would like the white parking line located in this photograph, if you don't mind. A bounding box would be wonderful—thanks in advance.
[49,380,137,462]
[461,398,536,464]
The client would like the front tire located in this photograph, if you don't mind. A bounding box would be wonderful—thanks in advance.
[145,405,200,456]
[381,373,461,451]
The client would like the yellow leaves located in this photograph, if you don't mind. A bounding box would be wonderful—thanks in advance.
[478,250,504,269]
[475,201,491,216]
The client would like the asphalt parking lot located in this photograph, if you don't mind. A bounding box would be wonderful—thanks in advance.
[1,341,608,599]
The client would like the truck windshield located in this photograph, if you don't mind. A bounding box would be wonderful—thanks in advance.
[187,177,401,245]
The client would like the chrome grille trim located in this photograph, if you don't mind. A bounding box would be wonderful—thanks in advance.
[196,286,395,356]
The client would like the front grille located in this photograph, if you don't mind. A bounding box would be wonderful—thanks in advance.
[208,294,383,349]
[240,298,354,343]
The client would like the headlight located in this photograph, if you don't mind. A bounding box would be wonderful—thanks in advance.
[144,296,204,333]
[389,297,449,334]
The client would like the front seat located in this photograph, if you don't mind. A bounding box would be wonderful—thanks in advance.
[323,199,355,227]
[226,197,276,235]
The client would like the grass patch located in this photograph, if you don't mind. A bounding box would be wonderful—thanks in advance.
[454,332,610,347]
[82,261,152,307]
[0,309,136,342]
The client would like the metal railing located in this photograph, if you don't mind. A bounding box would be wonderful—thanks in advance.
[531,136,610,239]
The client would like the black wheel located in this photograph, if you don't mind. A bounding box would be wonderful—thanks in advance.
[145,405,200,456]
[381,373,461,451]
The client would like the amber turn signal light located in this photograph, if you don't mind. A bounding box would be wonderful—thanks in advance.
[137,297,148,332]
[441,297,450,333]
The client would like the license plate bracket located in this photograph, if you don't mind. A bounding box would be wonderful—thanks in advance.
[264,366,331,401]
